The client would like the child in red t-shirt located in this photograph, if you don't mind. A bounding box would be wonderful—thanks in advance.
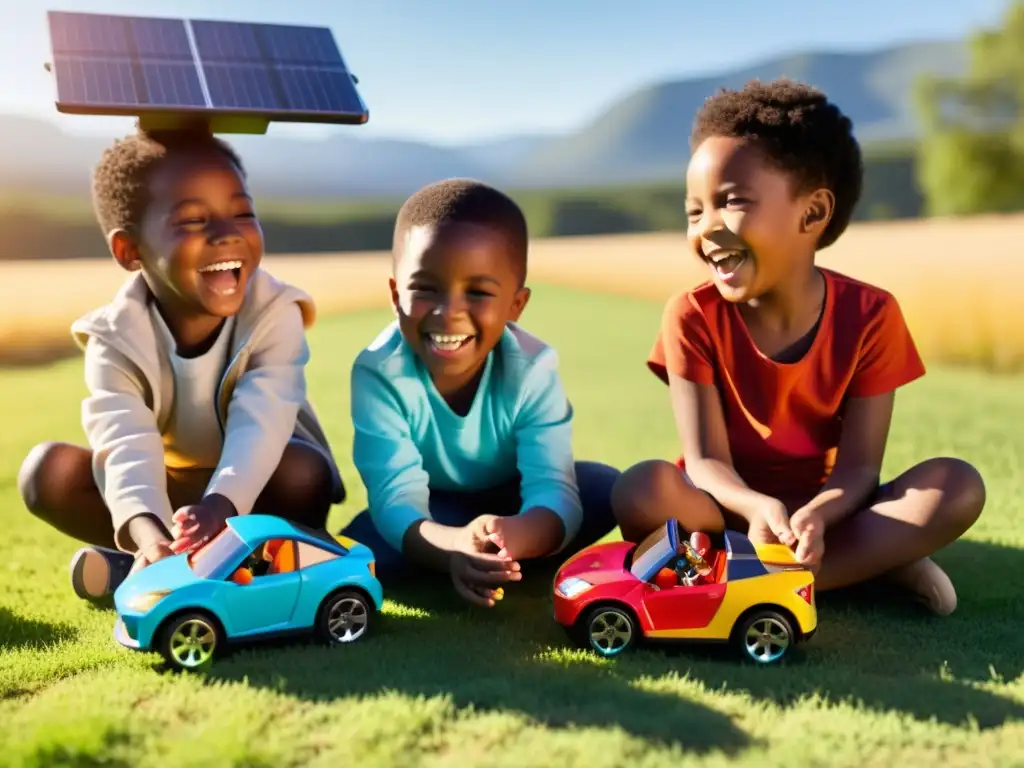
[611,79,986,616]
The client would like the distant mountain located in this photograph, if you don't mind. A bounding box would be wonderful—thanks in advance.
[0,38,967,201]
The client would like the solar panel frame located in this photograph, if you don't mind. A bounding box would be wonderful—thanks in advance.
[46,11,369,129]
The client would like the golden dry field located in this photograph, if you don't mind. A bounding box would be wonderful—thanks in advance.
[2,212,1022,370]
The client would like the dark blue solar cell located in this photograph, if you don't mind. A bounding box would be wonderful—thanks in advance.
[191,20,263,62]
[131,18,193,60]
[258,25,344,66]
[53,55,140,106]
[49,11,133,56]
[139,62,207,107]
[275,66,363,114]
[202,63,281,110]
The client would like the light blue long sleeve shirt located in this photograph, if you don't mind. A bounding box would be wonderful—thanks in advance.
[350,321,583,553]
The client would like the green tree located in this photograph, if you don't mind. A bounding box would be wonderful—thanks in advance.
[914,1,1024,215]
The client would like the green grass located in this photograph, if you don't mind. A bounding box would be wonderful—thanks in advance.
[2,285,1023,767]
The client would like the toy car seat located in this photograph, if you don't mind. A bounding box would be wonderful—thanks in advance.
[267,540,296,575]
[230,567,254,585]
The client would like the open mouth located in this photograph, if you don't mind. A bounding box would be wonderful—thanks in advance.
[198,260,243,296]
[424,332,475,355]
[706,249,749,280]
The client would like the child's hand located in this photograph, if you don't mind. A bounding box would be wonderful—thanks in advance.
[127,515,175,572]
[747,498,797,548]
[170,494,236,554]
[449,551,520,607]
[131,539,175,575]
[789,507,825,573]
[484,514,547,561]
[448,515,522,607]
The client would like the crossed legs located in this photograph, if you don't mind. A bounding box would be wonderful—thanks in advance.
[610,456,985,614]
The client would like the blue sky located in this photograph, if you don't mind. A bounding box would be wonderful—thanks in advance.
[0,0,1011,145]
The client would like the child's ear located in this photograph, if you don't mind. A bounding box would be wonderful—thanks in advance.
[388,277,401,315]
[508,286,532,322]
[801,189,835,236]
[108,229,142,272]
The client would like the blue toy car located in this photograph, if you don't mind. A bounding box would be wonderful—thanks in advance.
[113,515,384,671]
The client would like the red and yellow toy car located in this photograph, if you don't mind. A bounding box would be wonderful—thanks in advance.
[553,519,817,664]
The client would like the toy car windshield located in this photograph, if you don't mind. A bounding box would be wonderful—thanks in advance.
[628,521,680,580]
[187,526,248,579]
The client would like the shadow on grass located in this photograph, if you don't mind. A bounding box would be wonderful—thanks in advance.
[155,538,1022,747]
[640,537,1024,730]
[0,605,78,650]
[202,588,754,755]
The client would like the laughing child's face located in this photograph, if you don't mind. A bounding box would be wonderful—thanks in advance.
[390,220,530,401]
[684,135,828,303]
[111,147,264,347]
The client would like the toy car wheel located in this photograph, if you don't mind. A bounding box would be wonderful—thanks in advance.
[736,609,794,665]
[159,612,221,671]
[317,590,372,645]
[583,604,637,657]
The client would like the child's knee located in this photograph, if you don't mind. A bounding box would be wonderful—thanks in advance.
[267,442,333,516]
[931,457,986,532]
[18,442,84,516]
[611,460,680,514]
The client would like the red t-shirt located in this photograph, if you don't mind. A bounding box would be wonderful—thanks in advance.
[647,268,925,503]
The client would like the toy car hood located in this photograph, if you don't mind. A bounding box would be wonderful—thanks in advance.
[555,540,636,585]
[114,554,197,604]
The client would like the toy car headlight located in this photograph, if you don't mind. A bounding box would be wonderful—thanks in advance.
[126,590,171,612]
[557,577,593,598]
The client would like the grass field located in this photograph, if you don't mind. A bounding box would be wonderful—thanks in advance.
[3,213,1024,370]
[2,284,1023,767]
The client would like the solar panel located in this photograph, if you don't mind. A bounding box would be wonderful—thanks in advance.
[45,11,369,133]
[53,57,139,106]
[191,20,263,63]
[202,63,279,110]
[131,18,194,60]
[259,24,345,66]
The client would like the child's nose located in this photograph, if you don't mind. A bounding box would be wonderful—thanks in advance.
[208,218,244,244]
[434,293,470,317]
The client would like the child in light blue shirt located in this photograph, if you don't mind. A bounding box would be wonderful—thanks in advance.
[341,179,620,607]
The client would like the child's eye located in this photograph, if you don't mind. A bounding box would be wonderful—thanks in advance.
[174,217,206,228]
[235,211,257,220]
[468,289,495,298]
[726,197,751,207]
[686,209,702,220]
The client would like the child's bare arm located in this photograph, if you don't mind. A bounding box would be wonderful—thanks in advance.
[669,373,794,543]
[81,337,174,552]
[791,392,893,528]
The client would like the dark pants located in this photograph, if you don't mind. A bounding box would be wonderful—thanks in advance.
[340,461,621,581]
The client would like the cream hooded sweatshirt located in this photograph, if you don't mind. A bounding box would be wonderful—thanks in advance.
[70,268,343,552]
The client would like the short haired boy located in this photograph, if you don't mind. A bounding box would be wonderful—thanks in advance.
[611,80,986,616]
[18,127,344,600]
[340,179,620,607]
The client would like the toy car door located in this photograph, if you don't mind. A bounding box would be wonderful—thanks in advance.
[222,538,302,635]
[642,579,727,631]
